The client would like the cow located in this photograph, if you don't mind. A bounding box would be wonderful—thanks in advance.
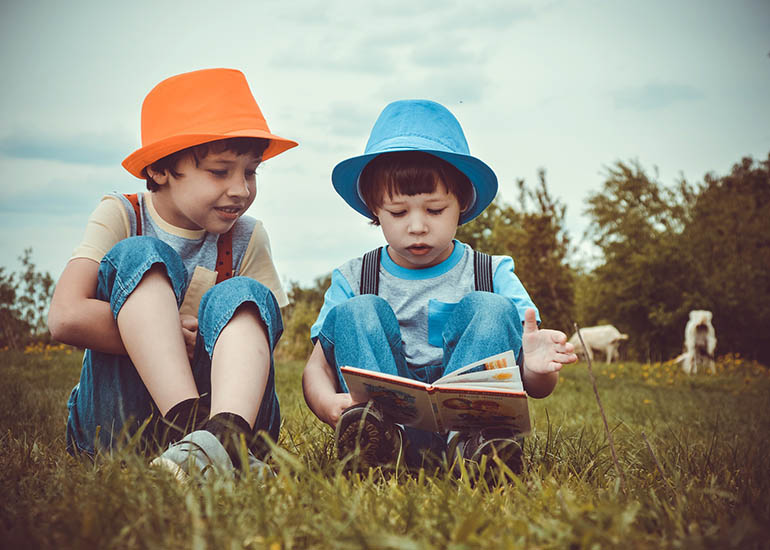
[568,325,629,365]
[675,310,716,374]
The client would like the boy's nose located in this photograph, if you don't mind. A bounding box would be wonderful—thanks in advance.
[408,215,427,234]
[227,175,251,197]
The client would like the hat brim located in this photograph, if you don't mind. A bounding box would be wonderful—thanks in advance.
[332,148,498,225]
[122,129,298,179]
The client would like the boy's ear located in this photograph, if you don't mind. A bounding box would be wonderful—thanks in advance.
[145,166,169,186]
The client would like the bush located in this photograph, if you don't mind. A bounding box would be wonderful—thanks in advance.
[0,249,54,350]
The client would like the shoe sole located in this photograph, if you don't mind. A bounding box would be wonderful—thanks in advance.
[150,456,190,482]
[336,408,402,467]
[337,418,386,465]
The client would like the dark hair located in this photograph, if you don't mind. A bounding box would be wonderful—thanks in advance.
[143,137,270,191]
[358,151,474,225]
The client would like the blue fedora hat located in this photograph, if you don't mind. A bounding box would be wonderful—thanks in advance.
[331,99,498,225]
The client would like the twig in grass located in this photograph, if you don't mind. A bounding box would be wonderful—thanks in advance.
[574,322,627,494]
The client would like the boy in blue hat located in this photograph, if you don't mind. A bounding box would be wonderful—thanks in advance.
[302,99,577,473]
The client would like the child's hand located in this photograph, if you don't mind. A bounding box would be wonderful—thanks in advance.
[320,392,354,428]
[179,314,198,361]
[522,308,577,374]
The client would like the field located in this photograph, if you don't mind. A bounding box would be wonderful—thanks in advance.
[2,345,769,549]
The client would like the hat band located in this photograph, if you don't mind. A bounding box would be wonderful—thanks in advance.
[365,134,469,156]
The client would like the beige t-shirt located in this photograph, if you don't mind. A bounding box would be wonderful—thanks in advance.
[72,193,289,316]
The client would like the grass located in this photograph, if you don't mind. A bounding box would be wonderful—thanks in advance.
[2,345,769,549]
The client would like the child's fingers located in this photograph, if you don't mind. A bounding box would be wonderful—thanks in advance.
[523,308,538,334]
[550,330,567,344]
[553,341,574,354]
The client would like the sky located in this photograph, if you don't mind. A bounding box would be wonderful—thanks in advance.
[1,0,768,289]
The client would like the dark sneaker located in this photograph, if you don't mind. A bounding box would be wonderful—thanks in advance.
[448,426,524,476]
[151,430,274,481]
[335,403,404,469]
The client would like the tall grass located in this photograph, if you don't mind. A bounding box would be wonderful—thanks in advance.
[2,346,769,549]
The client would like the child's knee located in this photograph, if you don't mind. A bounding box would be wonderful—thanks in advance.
[338,294,391,318]
[198,277,283,352]
[200,277,280,318]
[330,294,396,333]
[109,236,177,262]
[454,292,521,328]
[98,236,187,307]
[103,237,186,281]
[461,291,517,315]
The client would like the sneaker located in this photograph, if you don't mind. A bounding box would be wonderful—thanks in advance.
[152,430,275,482]
[448,426,524,476]
[244,450,275,480]
[335,403,404,469]
[151,430,234,481]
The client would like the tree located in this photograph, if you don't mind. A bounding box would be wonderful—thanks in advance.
[582,155,770,364]
[583,160,695,361]
[457,170,575,334]
[275,274,331,361]
[0,249,54,349]
[682,154,770,363]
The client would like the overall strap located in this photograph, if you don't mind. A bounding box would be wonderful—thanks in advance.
[215,230,233,283]
[123,192,233,283]
[360,247,382,295]
[360,247,493,294]
[473,250,493,292]
[472,249,520,363]
[124,193,142,236]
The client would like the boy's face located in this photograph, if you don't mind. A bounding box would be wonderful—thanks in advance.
[374,182,462,269]
[148,149,260,233]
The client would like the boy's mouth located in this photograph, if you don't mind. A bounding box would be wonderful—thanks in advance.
[407,244,431,255]
[214,205,242,220]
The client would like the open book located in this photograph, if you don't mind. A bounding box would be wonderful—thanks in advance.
[340,350,530,434]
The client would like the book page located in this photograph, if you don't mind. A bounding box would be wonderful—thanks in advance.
[435,350,518,384]
[433,386,531,434]
[442,366,523,391]
[340,366,439,431]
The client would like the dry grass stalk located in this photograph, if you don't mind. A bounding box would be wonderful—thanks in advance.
[574,322,627,494]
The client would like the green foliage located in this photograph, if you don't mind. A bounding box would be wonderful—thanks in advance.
[457,170,575,334]
[581,154,770,363]
[2,349,769,549]
[276,275,331,361]
[583,161,692,360]
[682,154,770,364]
[0,249,54,350]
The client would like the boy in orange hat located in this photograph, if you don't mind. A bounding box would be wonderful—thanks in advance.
[48,68,297,479]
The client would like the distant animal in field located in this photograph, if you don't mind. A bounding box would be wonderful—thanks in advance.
[568,325,629,365]
[675,310,716,374]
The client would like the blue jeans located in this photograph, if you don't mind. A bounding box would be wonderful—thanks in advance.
[316,292,523,465]
[65,236,283,456]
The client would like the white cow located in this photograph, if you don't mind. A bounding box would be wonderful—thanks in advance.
[675,310,717,374]
[568,325,629,365]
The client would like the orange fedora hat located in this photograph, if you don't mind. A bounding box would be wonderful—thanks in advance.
[122,68,298,178]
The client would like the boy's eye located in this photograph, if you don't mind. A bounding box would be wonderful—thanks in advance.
[245,169,257,178]
[428,208,446,215]
[388,210,406,217]
[209,169,227,177]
